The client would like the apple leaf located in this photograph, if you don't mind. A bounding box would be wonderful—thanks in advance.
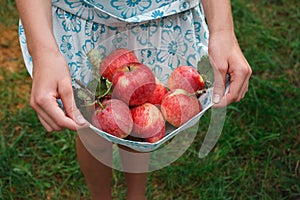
[197,55,214,88]
[98,77,112,99]
[86,48,113,99]
[87,49,102,71]
[87,79,99,93]
[74,88,94,103]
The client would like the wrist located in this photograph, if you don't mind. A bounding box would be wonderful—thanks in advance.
[202,0,235,35]
[209,28,236,39]
[28,40,61,61]
[208,29,240,56]
[209,28,236,38]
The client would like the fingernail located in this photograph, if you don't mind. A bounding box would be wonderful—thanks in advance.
[76,115,86,125]
[213,94,220,104]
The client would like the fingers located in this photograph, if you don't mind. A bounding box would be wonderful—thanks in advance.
[58,79,89,129]
[210,55,252,108]
[212,67,227,104]
[213,78,244,108]
[30,93,78,131]
[209,57,227,105]
[30,79,89,132]
[214,62,252,108]
[37,115,56,131]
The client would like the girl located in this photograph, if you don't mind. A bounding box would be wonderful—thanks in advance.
[16,0,251,199]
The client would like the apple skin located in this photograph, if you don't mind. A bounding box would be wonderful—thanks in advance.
[100,48,139,81]
[168,66,204,93]
[160,89,201,127]
[112,62,156,106]
[147,78,167,105]
[131,103,165,143]
[92,99,133,139]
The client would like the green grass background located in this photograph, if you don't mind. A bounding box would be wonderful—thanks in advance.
[0,0,299,199]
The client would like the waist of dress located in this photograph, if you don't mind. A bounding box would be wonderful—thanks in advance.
[52,0,200,27]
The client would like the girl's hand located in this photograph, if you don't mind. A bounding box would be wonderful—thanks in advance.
[208,30,252,107]
[16,0,88,132]
[30,50,89,132]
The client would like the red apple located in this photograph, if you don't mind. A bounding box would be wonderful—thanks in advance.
[131,103,165,143]
[168,66,204,93]
[112,62,156,106]
[160,89,201,127]
[147,78,167,105]
[100,48,139,81]
[92,99,133,138]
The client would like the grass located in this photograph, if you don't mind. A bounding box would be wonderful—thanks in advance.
[0,0,299,199]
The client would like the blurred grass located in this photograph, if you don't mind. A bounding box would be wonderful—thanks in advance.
[0,0,299,199]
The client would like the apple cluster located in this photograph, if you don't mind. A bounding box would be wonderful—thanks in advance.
[84,48,205,143]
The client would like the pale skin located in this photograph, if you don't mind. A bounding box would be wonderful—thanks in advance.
[202,0,252,107]
[16,0,251,199]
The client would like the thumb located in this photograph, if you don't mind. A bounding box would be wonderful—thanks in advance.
[71,107,88,126]
[58,80,88,127]
[212,68,226,104]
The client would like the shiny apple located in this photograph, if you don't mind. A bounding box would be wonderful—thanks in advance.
[131,103,165,143]
[168,66,204,93]
[112,62,156,106]
[92,99,133,138]
[147,78,167,105]
[100,48,139,81]
[160,89,201,127]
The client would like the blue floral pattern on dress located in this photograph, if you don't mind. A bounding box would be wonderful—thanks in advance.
[60,35,75,59]
[152,64,169,84]
[151,10,164,19]
[84,22,106,42]
[131,22,158,45]
[111,0,152,19]
[157,25,188,70]
[112,31,128,49]
[140,47,158,65]
[69,62,80,85]
[64,0,109,21]
[19,0,209,89]
[57,9,82,32]
[51,0,200,24]
[76,50,93,85]
[18,24,26,44]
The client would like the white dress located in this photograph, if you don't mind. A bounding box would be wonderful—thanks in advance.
[18,0,212,169]
[19,0,209,86]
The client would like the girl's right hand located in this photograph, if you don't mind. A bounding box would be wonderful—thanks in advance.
[16,0,88,132]
[30,50,89,132]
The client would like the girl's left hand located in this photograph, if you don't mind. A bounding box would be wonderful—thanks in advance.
[208,30,252,107]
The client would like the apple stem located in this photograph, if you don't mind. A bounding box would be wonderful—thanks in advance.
[99,80,112,99]
[204,80,213,89]
[190,89,207,97]
[97,101,105,109]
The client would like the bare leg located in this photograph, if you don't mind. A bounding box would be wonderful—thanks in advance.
[118,145,150,200]
[76,129,113,200]
[123,172,148,200]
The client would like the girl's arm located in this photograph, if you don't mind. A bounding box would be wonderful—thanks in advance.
[202,0,252,107]
[16,0,88,131]
[16,0,57,58]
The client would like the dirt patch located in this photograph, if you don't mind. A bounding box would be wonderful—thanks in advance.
[0,24,24,75]
[0,23,31,117]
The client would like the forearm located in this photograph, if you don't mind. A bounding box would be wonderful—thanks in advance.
[201,0,252,107]
[202,0,235,33]
[16,0,59,59]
